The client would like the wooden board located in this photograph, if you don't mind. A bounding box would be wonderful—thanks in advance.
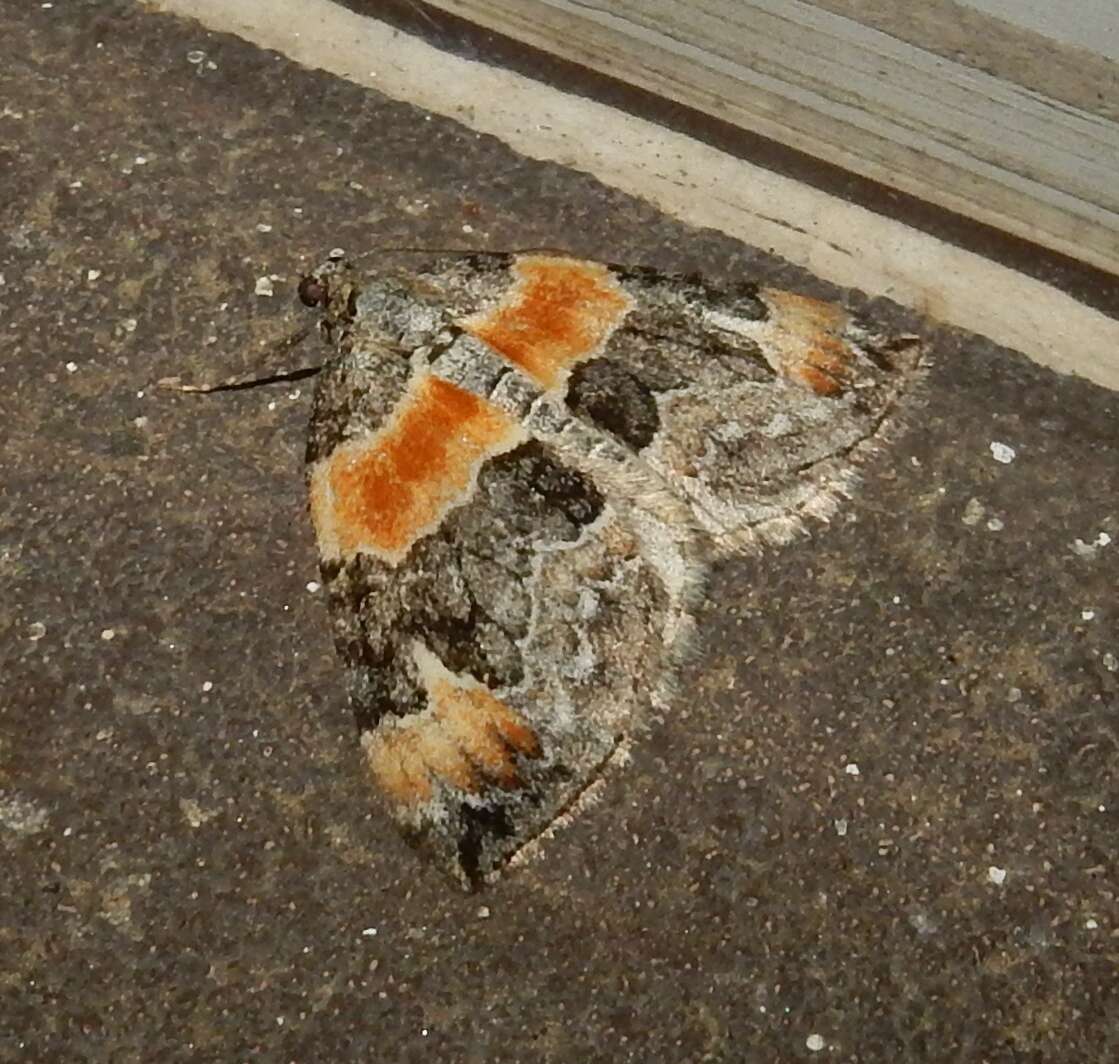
[423,0,1119,277]
[814,0,1119,119]
[152,0,1119,390]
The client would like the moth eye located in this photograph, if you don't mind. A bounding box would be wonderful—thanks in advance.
[298,274,327,308]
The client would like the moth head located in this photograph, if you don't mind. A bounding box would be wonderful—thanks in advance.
[298,253,360,337]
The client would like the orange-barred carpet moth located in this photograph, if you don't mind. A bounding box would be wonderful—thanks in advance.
[298,249,923,888]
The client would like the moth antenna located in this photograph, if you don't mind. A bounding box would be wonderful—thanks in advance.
[157,325,320,393]
[312,244,578,269]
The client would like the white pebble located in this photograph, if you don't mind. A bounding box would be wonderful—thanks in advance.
[100,628,116,641]
[987,866,1007,885]
[254,276,274,297]
[806,1033,825,1052]
[844,763,860,777]
[306,581,321,594]
[989,441,1016,464]
[961,497,985,526]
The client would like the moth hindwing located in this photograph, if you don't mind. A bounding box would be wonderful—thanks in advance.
[302,250,922,887]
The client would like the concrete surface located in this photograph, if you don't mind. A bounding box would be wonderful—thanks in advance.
[1,2,1117,1061]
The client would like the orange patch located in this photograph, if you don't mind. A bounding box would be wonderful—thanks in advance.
[795,363,844,397]
[365,677,542,809]
[311,375,522,562]
[796,336,853,396]
[763,289,855,397]
[766,289,849,334]
[465,257,632,390]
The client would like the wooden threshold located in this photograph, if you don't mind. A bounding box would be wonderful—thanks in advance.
[411,0,1119,280]
[151,0,1119,390]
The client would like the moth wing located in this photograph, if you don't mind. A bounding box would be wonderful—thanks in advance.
[304,251,922,886]
[306,316,676,887]
[568,268,923,551]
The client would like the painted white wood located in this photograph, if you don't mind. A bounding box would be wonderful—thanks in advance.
[152,0,1119,390]
[416,0,1119,276]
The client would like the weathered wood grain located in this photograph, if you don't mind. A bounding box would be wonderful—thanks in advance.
[425,0,1119,276]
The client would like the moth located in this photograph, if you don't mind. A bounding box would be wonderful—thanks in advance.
[298,249,922,888]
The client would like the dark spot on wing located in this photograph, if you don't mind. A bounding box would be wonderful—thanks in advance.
[566,358,660,450]
[456,802,517,887]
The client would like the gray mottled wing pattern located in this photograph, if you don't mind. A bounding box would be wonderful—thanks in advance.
[302,250,922,886]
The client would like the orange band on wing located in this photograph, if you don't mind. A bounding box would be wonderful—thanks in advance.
[762,289,856,398]
[464,256,633,390]
[310,374,524,563]
[364,670,542,809]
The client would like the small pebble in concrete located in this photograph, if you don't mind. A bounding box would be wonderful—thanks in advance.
[961,497,985,525]
[806,1033,825,1052]
[1071,533,1112,557]
[988,866,1007,886]
[0,793,50,835]
[255,276,274,297]
[990,441,1016,463]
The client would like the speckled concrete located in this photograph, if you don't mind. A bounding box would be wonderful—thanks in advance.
[1,3,1116,1061]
